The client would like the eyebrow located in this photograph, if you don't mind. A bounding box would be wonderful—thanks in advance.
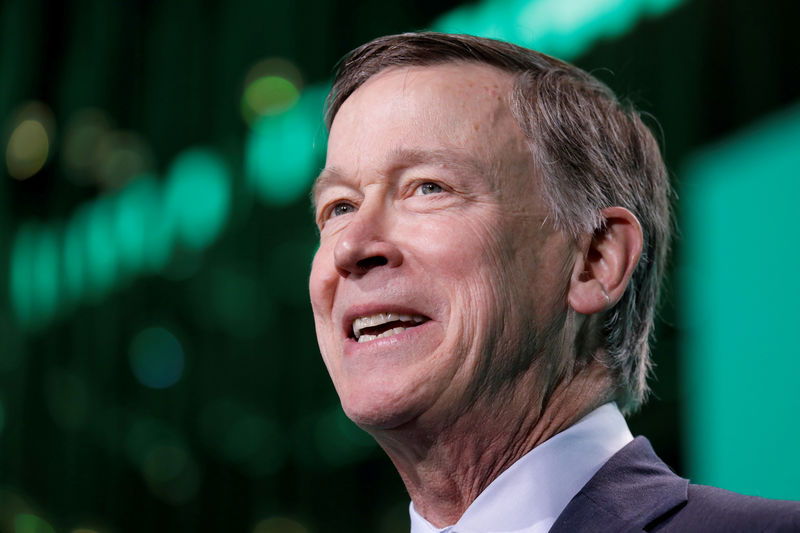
[311,167,346,208]
[391,147,489,177]
[311,147,489,207]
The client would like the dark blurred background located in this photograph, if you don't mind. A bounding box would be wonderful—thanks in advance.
[1,0,799,532]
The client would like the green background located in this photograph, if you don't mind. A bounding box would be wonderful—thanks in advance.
[681,102,800,500]
[0,0,798,531]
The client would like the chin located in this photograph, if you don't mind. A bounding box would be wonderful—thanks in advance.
[338,386,425,432]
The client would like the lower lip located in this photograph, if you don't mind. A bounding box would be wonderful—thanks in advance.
[343,320,435,357]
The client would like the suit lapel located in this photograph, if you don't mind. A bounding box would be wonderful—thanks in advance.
[549,437,688,532]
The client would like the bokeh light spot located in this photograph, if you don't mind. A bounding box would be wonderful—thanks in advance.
[84,197,119,301]
[205,267,266,339]
[141,444,201,505]
[124,416,180,466]
[433,0,687,60]
[198,399,285,475]
[62,206,89,306]
[143,444,187,483]
[112,174,166,276]
[164,149,231,250]
[378,502,412,533]
[10,223,38,326]
[63,109,154,189]
[127,174,172,272]
[314,407,376,466]
[242,76,300,123]
[9,222,61,327]
[44,368,89,430]
[93,131,155,189]
[252,517,309,533]
[0,313,24,372]
[6,119,49,179]
[225,414,267,461]
[241,58,303,126]
[13,514,55,533]
[32,225,60,321]
[5,102,55,180]
[129,327,185,389]
[0,489,31,528]
[245,86,327,205]
[265,242,317,308]
[61,107,113,185]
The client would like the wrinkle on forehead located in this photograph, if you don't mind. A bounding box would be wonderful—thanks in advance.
[392,64,514,131]
[323,62,542,211]
[385,65,531,181]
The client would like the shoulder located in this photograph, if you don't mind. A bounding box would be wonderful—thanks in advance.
[551,437,800,533]
[652,484,800,532]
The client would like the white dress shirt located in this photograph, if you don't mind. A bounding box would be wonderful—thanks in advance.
[409,402,633,533]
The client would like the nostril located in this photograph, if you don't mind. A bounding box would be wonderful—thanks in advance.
[356,256,388,271]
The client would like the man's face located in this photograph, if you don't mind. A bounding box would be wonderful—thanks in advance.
[310,64,574,432]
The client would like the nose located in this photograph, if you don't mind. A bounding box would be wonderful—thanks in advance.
[333,204,403,277]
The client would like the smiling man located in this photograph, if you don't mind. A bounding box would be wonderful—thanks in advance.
[309,33,800,532]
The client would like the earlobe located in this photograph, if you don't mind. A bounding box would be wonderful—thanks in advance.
[568,207,643,315]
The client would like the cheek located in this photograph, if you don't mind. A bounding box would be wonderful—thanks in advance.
[413,214,512,329]
[415,210,507,273]
[425,213,559,336]
[309,244,336,308]
[309,245,341,359]
[309,253,341,376]
[429,217,512,300]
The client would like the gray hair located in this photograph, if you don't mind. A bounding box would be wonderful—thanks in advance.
[324,32,672,413]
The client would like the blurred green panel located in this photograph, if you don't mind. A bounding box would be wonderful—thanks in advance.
[680,101,800,499]
[432,0,685,59]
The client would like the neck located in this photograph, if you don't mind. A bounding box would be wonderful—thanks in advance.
[372,361,614,528]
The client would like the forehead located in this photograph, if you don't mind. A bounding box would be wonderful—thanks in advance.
[333,63,516,143]
[315,63,532,201]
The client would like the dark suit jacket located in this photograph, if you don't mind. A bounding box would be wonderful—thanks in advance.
[550,437,800,532]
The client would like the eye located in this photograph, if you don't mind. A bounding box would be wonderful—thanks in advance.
[330,202,356,217]
[414,182,444,196]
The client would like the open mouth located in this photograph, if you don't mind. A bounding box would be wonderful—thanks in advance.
[351,312,429,343]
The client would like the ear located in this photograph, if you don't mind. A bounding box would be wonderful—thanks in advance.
[568,207,643,315]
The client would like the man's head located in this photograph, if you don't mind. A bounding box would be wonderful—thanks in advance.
[310,33,671,433]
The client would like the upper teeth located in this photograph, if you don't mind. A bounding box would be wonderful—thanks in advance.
[352,313,425,342]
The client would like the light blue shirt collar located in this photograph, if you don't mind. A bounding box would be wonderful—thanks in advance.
[409,402,633,533]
